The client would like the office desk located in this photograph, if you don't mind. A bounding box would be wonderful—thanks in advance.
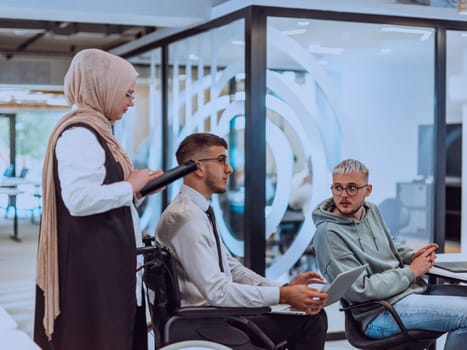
[0,187,24,242]
[428,253,467,283]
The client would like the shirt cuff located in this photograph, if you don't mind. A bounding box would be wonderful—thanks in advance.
[115,181,134,205]
[134,194,145,207]
[261,286,281,305]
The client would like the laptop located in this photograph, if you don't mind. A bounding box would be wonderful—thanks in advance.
[270,264,368,315]
[434,261,467,273]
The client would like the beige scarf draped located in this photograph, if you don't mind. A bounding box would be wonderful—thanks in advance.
[36,48,138,339]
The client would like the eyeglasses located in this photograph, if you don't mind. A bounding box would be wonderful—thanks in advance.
[125,92,135,101]
[197,155,229,167]
[330,184,368,196]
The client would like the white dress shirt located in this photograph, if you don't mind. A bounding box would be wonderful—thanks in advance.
[156,184,280,308]
[55,126,143,305]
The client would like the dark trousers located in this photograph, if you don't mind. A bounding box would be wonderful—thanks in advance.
[247,309,327,350]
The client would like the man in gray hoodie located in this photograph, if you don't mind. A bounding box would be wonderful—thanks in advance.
[312,159,467,350]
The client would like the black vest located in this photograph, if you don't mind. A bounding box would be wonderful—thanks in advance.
[34,124,137,350]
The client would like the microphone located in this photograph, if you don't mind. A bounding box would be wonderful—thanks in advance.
[140,160,198,197]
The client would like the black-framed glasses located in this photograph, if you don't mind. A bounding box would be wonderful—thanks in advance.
[197,155,229,167]
[330,184,368,196]
[125,92,135,101]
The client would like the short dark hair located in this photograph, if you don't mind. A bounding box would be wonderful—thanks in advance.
[176,132,228,164]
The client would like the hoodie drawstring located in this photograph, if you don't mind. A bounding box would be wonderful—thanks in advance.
[364,220,379,251]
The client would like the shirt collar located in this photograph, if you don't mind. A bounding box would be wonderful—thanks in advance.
[180,184,210,212]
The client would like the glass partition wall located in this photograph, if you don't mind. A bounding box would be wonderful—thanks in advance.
[125,48,163,234]
[447,30,467,254]
[166,19,247,258]
[123,6,464,278]
[265,18,437,279]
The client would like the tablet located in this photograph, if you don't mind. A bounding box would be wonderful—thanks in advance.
[323,264,368,306]
[434,261,467,273]
[270,264,368,314]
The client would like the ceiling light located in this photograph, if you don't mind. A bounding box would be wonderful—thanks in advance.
[308,44,344,55]
[281,29,307,36]
[0,95,12,102]
[380,27,433,41]
[297,21,310,26]
[188,54,199,61]
[232,40,245,46]
[13,30,28,36]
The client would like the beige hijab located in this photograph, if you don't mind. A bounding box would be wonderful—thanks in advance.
[36,48,138,339]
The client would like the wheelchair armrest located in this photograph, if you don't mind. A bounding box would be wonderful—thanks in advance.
[340,299,409,338]
[176,306,271,318]
[170,306,278,349]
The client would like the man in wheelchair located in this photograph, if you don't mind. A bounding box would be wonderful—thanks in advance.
[156,132,328,350]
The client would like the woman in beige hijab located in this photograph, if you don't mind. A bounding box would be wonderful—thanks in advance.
[34,48,163,350]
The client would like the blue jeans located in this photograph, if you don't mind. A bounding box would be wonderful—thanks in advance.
[365,285,467,350]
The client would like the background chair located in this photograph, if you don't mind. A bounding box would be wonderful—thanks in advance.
[137,237,285,350]
[378,197,410,244]
[339,298,443,350]
[2,164,14,178]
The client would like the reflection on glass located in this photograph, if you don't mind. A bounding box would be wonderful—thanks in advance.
[126,48,163,232]
[0,117,11,174]
[166,19,246,257]
[220,116,245,241]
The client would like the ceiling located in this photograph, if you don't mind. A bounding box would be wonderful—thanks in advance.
[0,0,229,60]
[0,18,157,60]
[0,0,465,62]
[0,0,467,100]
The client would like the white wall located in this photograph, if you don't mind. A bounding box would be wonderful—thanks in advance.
[339,53,435,206]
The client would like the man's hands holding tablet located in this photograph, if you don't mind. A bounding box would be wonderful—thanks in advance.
[279,271,328,315]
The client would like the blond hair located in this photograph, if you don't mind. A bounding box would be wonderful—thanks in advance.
[333,159,369,179]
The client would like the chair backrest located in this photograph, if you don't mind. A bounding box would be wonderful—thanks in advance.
[340,298,442,350]
[19,168,28,178]
[3,164,14,177]
[378,198,410,236]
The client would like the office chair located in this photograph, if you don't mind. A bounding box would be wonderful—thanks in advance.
[339,298,443,350]
[378,198,410,243]
[137,237,285,350]
[2,164,14,178]
[19,167,28,178]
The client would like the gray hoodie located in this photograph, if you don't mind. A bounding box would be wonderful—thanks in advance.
[312,198,427,330]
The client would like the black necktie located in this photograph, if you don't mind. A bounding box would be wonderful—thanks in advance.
[206,206,224,272]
